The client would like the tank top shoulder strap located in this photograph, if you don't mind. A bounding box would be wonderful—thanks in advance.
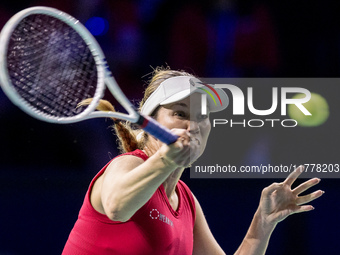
[120,149,149,161]
[177,180,196,222]
[83,150,150,223]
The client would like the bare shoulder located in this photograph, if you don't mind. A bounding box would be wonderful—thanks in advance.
[105,154,145,175]
[90,154,145,215]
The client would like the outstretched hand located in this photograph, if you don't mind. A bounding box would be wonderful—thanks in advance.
[258,166,324,226]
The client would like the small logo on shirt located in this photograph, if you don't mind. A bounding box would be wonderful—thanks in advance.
[150,209,174,227]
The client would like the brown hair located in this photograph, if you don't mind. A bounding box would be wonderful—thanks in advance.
[79,67,193,153]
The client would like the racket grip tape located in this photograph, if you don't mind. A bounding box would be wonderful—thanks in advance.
[138,115,178,145]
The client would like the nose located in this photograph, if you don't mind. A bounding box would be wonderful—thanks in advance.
[188,120,200,134]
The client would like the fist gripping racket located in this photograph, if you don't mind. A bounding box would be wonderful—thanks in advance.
[0,6,178,145]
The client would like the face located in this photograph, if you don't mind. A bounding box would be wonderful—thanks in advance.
[153,93,211,159]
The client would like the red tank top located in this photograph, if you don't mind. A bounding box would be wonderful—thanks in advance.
[62,150,196,255]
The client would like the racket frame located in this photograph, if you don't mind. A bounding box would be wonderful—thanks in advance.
[0,7,178,144]
[0,6,139,124]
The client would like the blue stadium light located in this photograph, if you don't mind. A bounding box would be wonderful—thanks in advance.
[85,17,109,36]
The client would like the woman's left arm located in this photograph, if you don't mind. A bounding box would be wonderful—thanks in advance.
[234,165,324,255]
[192,166,324,255]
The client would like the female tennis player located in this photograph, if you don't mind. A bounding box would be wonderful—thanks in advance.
[62,68,324,255]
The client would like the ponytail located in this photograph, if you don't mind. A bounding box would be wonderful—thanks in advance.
[78,99,142,153]
[78,66,194,154]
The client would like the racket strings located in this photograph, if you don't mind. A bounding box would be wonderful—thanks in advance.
[7,14,99,118]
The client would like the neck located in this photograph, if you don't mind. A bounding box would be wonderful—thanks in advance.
[162,167,185,198]
[143,138,185,198]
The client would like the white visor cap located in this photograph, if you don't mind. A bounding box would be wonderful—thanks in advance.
[140,76,229,116]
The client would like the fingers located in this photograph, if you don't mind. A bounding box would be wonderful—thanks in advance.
[292,178,321,195]
[159,128,200,167]
[283,165,305,187]
[170,129,200,147]
[288,171,324,205]
[169,128,190,138]
[291,175,324,206]
[284,204,315,217]
[292,205,315,214]
[262,182,283,196]
[296,190,325,205]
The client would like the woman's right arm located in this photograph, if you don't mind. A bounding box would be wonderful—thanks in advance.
[92,129,195,222]
[100,150,176,222]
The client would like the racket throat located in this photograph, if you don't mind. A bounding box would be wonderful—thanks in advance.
[136,115,149,128]
[137,115,178,145]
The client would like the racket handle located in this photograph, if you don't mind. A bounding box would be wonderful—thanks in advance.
[138,115,178,145]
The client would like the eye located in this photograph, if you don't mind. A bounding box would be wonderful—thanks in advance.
[197,114,209,121]
[174,111,187,118]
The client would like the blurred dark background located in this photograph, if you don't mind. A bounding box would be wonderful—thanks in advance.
[1,0,339,254]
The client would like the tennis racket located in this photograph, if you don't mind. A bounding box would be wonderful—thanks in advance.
[0,6,178,145]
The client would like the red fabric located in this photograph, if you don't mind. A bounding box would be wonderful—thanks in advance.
[62,149,196,255]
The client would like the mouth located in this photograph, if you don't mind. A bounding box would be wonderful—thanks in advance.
[189,137,201,145]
